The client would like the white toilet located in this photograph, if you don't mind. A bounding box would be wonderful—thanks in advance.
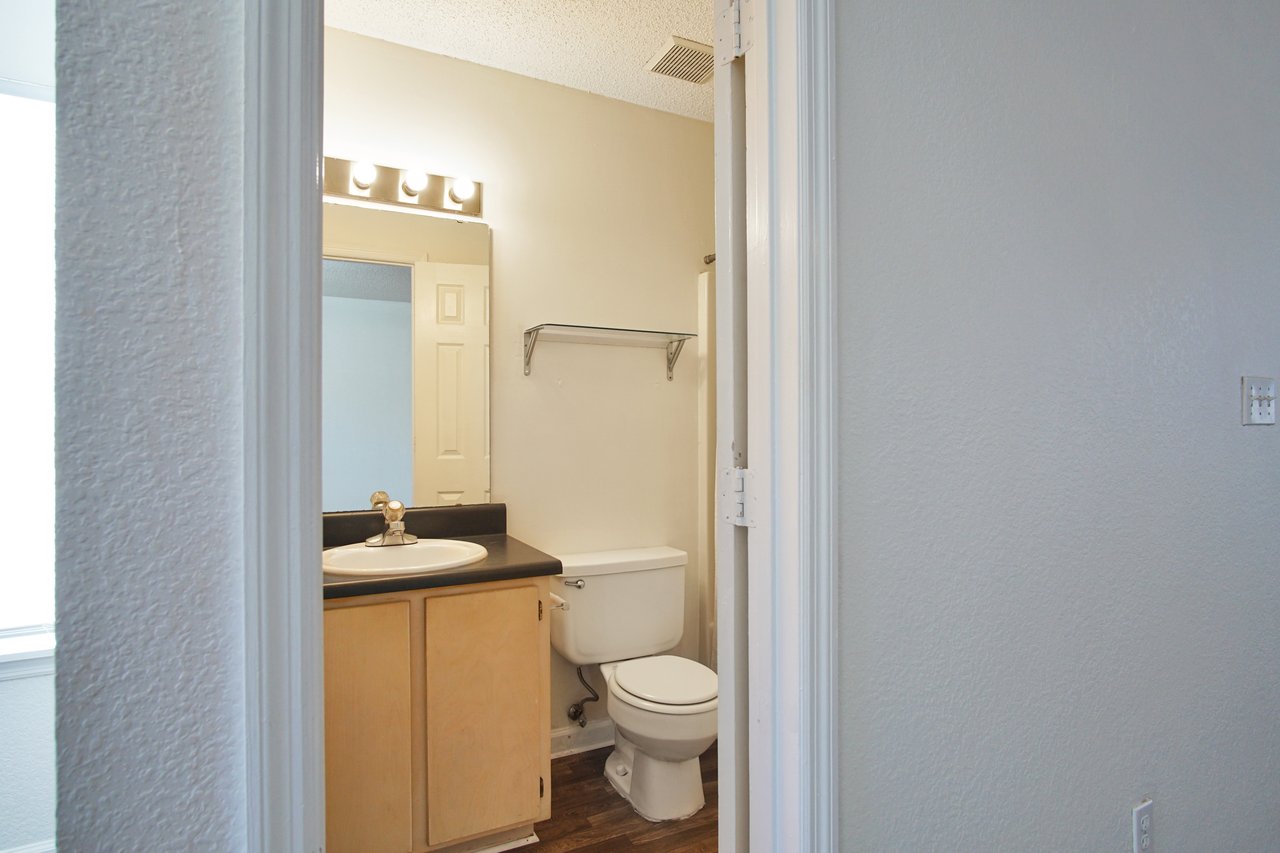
[550,547,718,822]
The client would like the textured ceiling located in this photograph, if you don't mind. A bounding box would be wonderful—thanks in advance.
[325,0,715,121]
[323,258,412,303]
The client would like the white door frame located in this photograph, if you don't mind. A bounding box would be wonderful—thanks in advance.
[791,0,839,847]
[712,2,750,849]
[243,2,325,851]
[243,1,837,850]
[716,0,838,850]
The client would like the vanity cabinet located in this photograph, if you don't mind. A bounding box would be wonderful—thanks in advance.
[324,576,552,853]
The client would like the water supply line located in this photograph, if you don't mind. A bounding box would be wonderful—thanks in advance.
[566,666,599,727]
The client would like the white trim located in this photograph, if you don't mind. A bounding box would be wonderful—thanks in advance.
[243,2,325,852]
[323,194,492,226]
[0,628,55,672]
[0,650,54,682]
[550,719,616,759]
[712,0,749,849]
[796,0,839,848]
[0,839,56,853]
[0,625,54,639]
[743,0,838,849]
[744,0,788,846]
[0,77,54,102]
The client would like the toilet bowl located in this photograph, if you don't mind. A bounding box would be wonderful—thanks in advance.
[549,547,719,822]
[600,656,718,821]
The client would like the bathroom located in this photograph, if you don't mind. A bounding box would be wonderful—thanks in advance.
[320,4,719,851]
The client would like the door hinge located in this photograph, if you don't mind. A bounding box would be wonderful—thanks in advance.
[538,600,543,621]
[718,466,757,527]
[540,776,545,798]
[715,0,753,65]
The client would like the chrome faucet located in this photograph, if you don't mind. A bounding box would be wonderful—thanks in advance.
[366,491,419,547]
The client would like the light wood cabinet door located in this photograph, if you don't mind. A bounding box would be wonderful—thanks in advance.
[325,601,414,853]
[424,585,542,846]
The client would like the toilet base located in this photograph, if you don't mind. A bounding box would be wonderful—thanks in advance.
[603,735,705,822]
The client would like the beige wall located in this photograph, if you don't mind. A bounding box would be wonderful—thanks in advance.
[325,29,715,731]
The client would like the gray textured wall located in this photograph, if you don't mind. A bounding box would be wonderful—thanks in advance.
[55,2,247,849]
[836,2,1280,849]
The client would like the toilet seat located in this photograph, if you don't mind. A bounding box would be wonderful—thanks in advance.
[609,655,718,716]
[616,655,717,704]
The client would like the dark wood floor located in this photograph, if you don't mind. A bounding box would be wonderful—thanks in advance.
[533,744,718,852]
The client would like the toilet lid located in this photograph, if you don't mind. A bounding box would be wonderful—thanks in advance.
[614,655,717,705]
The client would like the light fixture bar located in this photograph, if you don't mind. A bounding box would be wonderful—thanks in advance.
[322,157,483,218]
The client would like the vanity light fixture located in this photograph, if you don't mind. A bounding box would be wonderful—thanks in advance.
[350,160,378,190]
[323,156,483,218]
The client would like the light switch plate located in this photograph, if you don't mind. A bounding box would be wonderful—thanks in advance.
[1242,376,1277,425]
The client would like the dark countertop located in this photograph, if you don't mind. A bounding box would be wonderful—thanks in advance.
[323,533,562,600]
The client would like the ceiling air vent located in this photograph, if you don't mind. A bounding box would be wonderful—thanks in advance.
[646,36,715,85]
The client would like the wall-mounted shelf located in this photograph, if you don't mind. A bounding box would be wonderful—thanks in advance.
[523,324,696,381]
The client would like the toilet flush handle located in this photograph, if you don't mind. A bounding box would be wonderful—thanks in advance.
[563,578,585,589]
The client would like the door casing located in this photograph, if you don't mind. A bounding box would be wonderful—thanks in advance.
[241,1,839,850]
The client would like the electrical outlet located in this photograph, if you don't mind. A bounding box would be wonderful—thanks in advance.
[1242,376,1277,425]
[1133,798,1154,853]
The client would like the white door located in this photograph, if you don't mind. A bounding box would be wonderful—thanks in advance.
[413,261,490,505]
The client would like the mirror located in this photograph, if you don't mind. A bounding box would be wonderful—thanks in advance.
[322,201,491,511]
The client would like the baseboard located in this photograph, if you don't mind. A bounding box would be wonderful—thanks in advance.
[1,839,56,853]
[550,718,615,759]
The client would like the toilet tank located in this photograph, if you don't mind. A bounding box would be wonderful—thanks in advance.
[550,546,686,665]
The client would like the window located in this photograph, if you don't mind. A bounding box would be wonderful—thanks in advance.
[0,92,55,634]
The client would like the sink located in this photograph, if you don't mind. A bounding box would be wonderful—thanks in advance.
[323,539,488,576]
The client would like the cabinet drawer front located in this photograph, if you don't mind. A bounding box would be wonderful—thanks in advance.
[325,601,414,853]
[425,585,542,846]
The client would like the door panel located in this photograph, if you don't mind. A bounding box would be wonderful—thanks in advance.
[324,601,414,853]
[424,585,541,846]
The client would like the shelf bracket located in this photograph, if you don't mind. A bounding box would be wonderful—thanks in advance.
[523,327,540,376]
[666,339,686,382]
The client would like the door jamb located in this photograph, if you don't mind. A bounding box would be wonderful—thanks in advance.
[243,2,326,851]
[795,0,839,847]
[729,0,839,849]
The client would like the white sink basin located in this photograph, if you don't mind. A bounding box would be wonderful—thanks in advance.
[323,539,488,576]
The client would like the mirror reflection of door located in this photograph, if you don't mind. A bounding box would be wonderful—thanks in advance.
[321,202,491,512]
[414,260,490,507]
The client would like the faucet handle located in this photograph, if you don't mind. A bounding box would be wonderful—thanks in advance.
[383,500,406,522]
[370,490,390,510]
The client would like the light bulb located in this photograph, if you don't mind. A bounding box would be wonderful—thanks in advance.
[351,161,378,190]
[401,171,430,196]
[449,177,476,203]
